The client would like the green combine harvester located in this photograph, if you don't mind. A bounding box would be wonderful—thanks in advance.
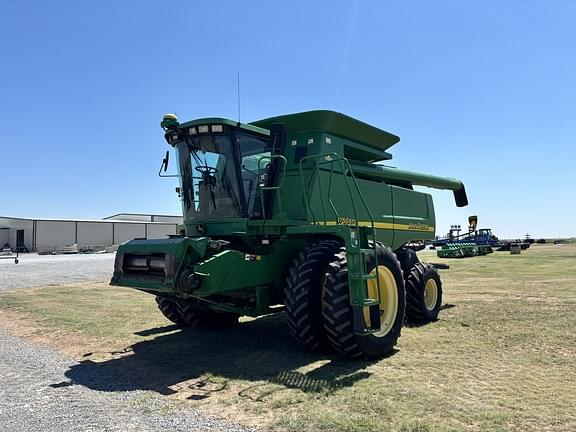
[110,110,468,358]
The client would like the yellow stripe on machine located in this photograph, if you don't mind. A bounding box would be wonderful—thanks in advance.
[322,221,435,233]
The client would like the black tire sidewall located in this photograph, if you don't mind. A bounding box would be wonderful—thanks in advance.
[421,265,442,320]
[178,302,239,330]
[284,239,343,351]
[406,263,443,323]
[155,296,189,327]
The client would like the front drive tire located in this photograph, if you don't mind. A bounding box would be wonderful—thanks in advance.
[284,240,343,351]
[322,244,406,358]
[155,296,189,327]
[405,263,443,324]
[178,303,240,330]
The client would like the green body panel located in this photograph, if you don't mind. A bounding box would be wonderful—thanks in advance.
[112,233,308,316]
[298,170,435,250]
[111,110,468,326]
[111,237,209,292]
[184,218,248,237]
[192,238,304,298]
[252,110,398,161]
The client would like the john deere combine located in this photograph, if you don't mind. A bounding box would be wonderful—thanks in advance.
[111,110,467,358]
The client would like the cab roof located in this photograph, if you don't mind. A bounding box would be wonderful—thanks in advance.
[180,117,270,137]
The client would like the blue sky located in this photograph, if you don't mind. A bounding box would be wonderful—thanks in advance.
[0,1,574,238]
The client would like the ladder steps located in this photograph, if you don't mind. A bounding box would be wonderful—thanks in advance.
[349,273,376,281]
[350,298,380,307]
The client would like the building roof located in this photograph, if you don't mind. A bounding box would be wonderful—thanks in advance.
[0,215,178,224]
[102,213,182,220]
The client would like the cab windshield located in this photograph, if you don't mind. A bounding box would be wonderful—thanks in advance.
[176,129,271,219]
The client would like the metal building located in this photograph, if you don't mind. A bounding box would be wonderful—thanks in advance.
[0,214,183,253]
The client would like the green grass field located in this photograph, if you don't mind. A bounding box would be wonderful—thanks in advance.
[1,243,575,431]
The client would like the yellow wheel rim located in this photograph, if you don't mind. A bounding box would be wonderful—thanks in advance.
[424,278,438,311]
[364,265,399,337]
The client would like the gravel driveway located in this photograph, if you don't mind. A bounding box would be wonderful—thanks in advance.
[0,328,253,432]
[0,253,115,292]
[0,253,256,432]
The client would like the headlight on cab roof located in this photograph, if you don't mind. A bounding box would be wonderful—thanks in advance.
[194,124,224,134]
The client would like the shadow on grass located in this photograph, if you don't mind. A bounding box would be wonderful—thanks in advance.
[404,303,457,328]
[58,313,380,398]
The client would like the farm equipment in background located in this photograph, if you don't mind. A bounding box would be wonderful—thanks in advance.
[436,242,493,258]
[433,216,502,258]
[433,216,502,248]
[496,241,531,251]
[433,216,533,258]
[0,245,19,264]
[110,110,468,358]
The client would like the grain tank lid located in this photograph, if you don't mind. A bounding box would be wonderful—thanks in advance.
[251,110,400,151]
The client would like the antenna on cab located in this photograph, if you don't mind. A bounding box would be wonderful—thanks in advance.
[237,72,241,124]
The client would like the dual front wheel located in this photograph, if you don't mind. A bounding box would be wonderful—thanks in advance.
[285,241,443,358]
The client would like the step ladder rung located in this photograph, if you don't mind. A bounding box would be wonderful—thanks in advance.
[360,248,376,254]
[351,298,380,307]
[354,328,380,336]
[349,273,376,281]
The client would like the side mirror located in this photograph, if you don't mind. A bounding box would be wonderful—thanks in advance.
[158,150,179,178]
[162,151,169,172]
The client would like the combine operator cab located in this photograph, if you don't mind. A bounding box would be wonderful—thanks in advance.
[163,115,281,221]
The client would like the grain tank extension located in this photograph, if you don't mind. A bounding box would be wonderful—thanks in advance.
[110,110,468,358]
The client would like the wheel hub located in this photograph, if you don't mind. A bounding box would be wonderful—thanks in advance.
[365,265,399,337]
[424,278,438,310]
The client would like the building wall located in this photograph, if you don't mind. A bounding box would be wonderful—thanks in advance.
[147,223,177,239]
[0,217,34,251]
[0,228,9,247]
[11,221,34,251]
[113,223,146,244]
[0,216,179,252]
[77,222,113,246]
[35,221,76,251]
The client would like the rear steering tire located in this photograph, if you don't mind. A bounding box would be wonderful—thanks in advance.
[284,239,342,351]
[155,296,189,327]
[322,243,406,358]
[405,263,442,324]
